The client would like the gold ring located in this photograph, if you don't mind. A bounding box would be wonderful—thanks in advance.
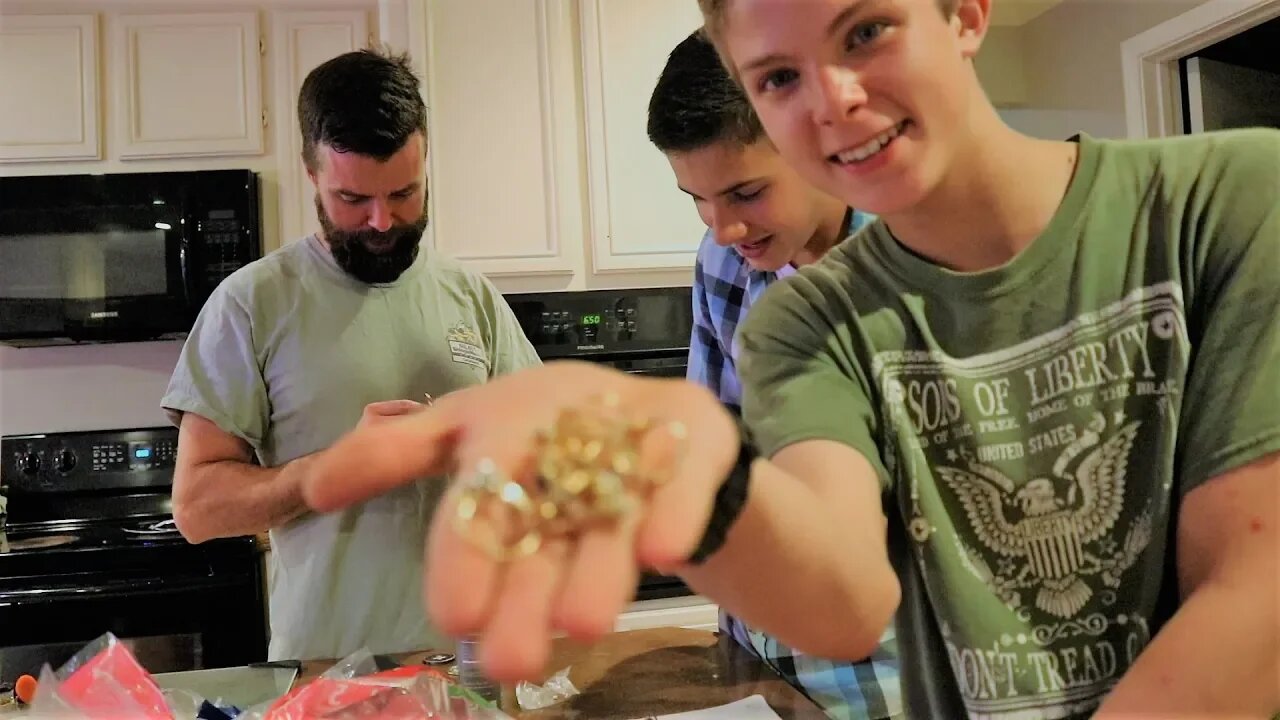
[533,393,672,537]
[453,395,689,561]
[453,458,542,562]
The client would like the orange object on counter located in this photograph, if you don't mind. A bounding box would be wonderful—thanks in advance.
[14,674,37,705]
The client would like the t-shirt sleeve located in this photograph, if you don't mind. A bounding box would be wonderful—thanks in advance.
[737,270,892,490]
[160,282,269,448]
[474,274,542,377]
[1177,129,1280,494]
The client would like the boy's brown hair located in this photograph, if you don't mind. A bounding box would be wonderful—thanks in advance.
[647,30,766,153]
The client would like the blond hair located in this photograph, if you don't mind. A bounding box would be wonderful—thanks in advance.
[697,0,960,78]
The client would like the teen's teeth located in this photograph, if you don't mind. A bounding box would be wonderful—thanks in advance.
[836,122,904,164]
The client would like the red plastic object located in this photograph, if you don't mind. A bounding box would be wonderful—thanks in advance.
[265,666,468,720]
[54,640,171,719]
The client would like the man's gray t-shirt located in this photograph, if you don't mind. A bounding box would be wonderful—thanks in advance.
[162,236,541,661]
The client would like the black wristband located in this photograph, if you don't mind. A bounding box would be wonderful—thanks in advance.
[687,416,757,565]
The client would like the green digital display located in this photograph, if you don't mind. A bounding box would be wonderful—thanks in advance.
[582,314,602,326]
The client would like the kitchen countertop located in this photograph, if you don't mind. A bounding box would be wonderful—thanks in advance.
[299,627,827,719]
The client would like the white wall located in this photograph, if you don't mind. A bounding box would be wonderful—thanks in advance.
[1000,0,1210,139]
[977,26,1032,107]
[0,343,182,436]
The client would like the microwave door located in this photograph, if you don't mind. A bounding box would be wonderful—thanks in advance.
[0,205,187,342]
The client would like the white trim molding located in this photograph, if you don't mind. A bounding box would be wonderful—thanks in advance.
[1121,0,1280,139]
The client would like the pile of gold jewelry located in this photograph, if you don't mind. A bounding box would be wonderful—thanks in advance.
[454,393,685,561]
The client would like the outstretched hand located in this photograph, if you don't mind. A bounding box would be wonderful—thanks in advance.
[301,361,739,681]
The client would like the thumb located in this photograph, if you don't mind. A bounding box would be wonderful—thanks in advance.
[303,409,461,512]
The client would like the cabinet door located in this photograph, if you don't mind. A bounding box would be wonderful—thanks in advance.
[273,10,374,247]
[115,12,264,159]
[579,0,705,273]
[0,14,100,162]
[422,0,581,278]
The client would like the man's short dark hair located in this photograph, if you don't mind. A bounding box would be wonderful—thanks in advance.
[298,47,427,170]
[647,29,765,154]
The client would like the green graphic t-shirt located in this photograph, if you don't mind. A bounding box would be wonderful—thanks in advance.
[737,129,1280,719]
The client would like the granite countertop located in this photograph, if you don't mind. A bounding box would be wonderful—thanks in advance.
[299,627,827,720]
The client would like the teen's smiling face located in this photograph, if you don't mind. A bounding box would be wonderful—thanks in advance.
[723,0,988,216]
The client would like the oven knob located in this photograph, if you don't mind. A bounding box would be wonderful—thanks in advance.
[19,452,41,476]
[55,449,77,474]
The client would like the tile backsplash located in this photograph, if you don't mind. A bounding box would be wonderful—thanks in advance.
[0,341,183,436]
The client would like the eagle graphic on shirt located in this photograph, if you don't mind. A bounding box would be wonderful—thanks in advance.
[937,415,1152,619]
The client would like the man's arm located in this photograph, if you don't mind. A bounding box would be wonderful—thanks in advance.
[171,412,312,543]
[1094,451,1280,718]
[675,438,900,661]
[173,399,428,543]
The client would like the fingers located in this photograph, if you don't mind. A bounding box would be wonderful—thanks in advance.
[302,410,461,512]
[414,372,737,683]
[425,486,500,636]
[553,513,640,643]
[479,538,568,682]
[426,479,569,683]
[635,390,739,570]
[426,447,538,636]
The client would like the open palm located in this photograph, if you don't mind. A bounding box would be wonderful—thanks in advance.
[301,361,738,681]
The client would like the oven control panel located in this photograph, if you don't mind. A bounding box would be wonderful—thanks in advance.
[1,427,178,493]
[505,287,693,358]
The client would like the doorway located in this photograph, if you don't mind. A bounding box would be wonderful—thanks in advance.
[1121,0,1280,138]
[1180,16,1280,132]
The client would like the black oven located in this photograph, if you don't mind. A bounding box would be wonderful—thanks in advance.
[0,427,267,685]
[505,287,694,601]
[0,170,261,347]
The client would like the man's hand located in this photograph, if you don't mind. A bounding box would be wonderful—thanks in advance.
[357,399,429,428]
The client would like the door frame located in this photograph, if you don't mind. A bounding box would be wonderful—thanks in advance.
[1121,0,1280,138]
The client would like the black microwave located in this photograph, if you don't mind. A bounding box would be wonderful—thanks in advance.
[0,170,261,347]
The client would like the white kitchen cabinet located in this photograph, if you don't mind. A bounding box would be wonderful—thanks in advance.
[272,9,375,245]
[578,0,705,274]
[0,14,100,162]
[114,12,265,160]
[420,0,582,279]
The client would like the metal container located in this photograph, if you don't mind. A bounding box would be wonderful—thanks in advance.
[455,636,500,702]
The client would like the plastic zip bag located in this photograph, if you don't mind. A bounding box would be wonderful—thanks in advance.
[27,633,171,719]
[25,634,516,720]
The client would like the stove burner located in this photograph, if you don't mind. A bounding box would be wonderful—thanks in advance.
[1,535,79,552]
[122,519,180,537]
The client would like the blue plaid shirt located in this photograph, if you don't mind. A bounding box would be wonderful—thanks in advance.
[687,211,904,720]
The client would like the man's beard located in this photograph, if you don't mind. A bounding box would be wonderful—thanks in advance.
[316,195,427,284]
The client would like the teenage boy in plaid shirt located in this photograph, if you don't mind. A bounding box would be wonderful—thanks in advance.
[646,30,891,720]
